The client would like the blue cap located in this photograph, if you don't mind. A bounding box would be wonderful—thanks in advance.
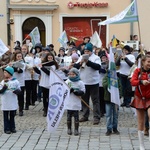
[4,66,14,76]
[84,43,93,52]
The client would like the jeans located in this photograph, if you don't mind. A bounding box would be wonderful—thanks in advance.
[105,103,119,131]
[3,110,16,132]
[120,75,132,105]
[81,84,100,120]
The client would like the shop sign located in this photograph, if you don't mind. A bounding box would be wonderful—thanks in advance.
[68,1,108,9]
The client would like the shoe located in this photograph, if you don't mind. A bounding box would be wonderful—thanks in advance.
[120,103,126,107]
[144,127,149,136]
[19,111,23,116]
[11,129,17,133]
[79,117,88,122]
[126,104,130,108]
[25,106,29,110]
[105,130,112,136]
[100,113,105,118]
[5,130,11,134]
[113,129,120,135]
[43,112,47,117]
[93,119,100,125]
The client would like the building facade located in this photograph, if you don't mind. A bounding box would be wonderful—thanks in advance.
[0,0,149,51]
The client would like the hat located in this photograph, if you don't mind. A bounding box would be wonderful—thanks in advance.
[44,46,50,51]
[69,68,79,76]
[71,46,78,51]
[35,43,42,52]
[123,45,131,52]
[14,46,21,51]
[71,53,79,60]
[4,66,14,76]
[84,43,93,52]
[48,44,54,48]
[59,47,65,52]
[99,51,107,58]
[14,40,20,45]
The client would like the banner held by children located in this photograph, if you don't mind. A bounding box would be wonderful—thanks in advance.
[108,46,120,106]
[0,39,9,57]
[47,69,70,133]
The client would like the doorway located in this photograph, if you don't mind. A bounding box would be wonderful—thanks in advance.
[22,17,46,46]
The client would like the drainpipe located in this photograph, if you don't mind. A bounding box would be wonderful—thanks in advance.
[7,0,11,45]
[130,0,133,40]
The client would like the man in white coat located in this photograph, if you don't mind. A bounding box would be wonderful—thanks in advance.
[74,43,101,125]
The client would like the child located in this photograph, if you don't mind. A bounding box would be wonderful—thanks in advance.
[102,70,122,136]
[11,51,26,116]
[0,66,21,134]
[130,54,150,150]
[34,52,58,117]
[65,68,85,136]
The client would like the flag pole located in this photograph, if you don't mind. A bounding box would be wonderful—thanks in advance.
[22,34,30,44]
[50,68,94,112]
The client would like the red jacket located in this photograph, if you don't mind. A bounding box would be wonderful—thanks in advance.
[130,68,150,99]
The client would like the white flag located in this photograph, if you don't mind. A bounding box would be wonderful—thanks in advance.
[90,31,102,48]
[108,47,120,106]
[47,69,70,133]
[98,0,138,25]
[58,30,68,48]
[29,27,41,47]
[0,39,9,57]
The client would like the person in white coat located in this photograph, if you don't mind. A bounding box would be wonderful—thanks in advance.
[0,66,21,134]
[65,68,85,136]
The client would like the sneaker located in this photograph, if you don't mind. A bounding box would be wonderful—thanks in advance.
[113,129,120,135]
[79,117,88,122]
[93,119,100,125]
[11,129,17,133]
[126,104,130,108]
[105,130,112,136]
[120,103,126,107]
[5,130,11,134]
[25,105,29,110]
[19,111,23,116]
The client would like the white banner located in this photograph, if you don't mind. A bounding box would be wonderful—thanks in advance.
[29,27,41,47]
[47,70,70,133]
[58,30,68,48]
[90,31,102,48]
[0,39,9,57]
[108,47,120,106]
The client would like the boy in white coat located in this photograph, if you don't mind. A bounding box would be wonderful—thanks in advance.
[0,66,21,134]
[65,68,85,135]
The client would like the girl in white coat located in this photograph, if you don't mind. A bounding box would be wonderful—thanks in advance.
[65,68,85,136]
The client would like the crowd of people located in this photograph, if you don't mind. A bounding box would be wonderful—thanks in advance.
[0,35,150,150]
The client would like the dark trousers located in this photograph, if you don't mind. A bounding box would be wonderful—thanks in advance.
[3,110,16,132]
[67,110,79,122]
[99,87,106,115]
[17,86,25,112]
[41,87,49,113]
[120,75,132,105]
[25,80,38,106]
[81,84,100,119]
